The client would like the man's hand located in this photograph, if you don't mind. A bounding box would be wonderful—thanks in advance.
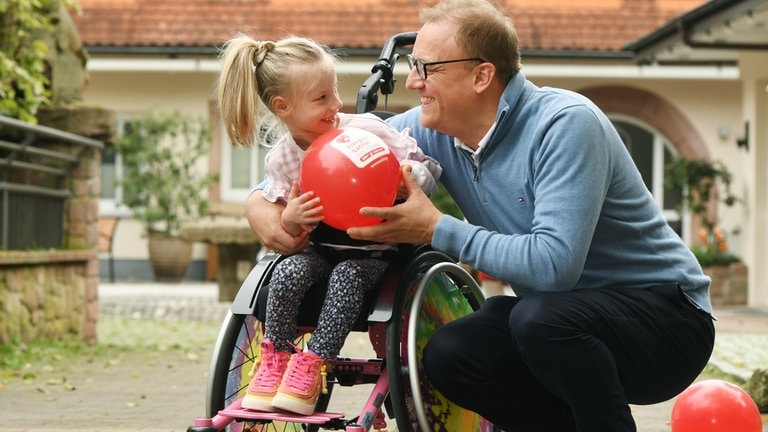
[245,191,309,255]
[347,166,443,244]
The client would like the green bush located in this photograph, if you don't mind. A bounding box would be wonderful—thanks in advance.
[114,110,218,237]
[431,183,463,220]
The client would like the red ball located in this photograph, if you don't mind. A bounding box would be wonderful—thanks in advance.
[670,379,762,432]
[300,127,400,230]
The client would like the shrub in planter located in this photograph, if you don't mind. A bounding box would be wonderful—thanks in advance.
[114,110,218,280]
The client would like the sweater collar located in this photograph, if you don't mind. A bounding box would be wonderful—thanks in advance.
[485,71,533,150]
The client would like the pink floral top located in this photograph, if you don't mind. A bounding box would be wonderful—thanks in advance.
[261,112,441,203]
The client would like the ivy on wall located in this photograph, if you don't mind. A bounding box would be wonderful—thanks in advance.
[0,0,78,123]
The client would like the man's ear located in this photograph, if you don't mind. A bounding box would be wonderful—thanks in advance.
[473,62,496,93]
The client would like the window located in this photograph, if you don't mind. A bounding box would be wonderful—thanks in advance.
[610,116,688,241]
[99,116,130,216]
[219,127,269,202]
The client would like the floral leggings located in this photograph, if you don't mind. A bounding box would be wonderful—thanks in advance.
[264,248,389,360]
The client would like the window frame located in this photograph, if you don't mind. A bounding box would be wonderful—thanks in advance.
[98,114,133,218]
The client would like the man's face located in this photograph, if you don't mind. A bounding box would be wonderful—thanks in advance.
[406,21,479,136]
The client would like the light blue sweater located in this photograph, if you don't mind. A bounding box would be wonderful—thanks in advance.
[388,71,712,313]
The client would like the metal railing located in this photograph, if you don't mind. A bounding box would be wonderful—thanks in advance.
[0,115,104,249]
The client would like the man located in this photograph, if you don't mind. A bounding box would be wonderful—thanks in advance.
[244,0,715,430]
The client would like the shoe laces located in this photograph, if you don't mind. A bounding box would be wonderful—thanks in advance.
[284,342,328,394]
[249,342,288,387]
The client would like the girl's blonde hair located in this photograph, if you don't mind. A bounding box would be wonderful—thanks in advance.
[217,34,336,147]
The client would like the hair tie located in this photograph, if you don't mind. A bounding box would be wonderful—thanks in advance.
[252,41,275,67]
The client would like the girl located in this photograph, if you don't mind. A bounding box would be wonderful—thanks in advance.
[217,34,441,415]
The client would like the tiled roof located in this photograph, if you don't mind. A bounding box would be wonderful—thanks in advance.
[70,0,707,53]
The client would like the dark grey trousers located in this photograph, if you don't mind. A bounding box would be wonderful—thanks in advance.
[423,284,715,432]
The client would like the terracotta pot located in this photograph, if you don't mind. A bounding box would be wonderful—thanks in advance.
[147,232,193,282]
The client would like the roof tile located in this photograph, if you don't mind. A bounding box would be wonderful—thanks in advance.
[70,0,706,52]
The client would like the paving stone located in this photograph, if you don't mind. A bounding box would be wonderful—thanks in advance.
[93,282,768,431]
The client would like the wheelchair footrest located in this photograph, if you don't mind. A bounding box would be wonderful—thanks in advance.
[220,397,345,425]
[221,407,345,424]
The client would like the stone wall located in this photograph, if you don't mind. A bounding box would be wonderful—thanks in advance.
[0,250,98,344]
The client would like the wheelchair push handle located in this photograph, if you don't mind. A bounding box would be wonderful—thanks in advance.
[378,32,417,65]
[355,32,417,114]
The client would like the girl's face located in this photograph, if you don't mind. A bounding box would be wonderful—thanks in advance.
[275,62,343,150]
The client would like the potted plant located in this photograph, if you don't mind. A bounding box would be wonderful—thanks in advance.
[114,110,217,281]
[664,155,746,305]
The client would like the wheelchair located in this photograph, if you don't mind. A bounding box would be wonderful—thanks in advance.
[188,33,500,432]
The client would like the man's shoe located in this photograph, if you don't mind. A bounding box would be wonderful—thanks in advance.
[241,340,290,412]
[271,350,327,415]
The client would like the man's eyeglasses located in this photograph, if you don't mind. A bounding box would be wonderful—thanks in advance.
[406,54,486,80]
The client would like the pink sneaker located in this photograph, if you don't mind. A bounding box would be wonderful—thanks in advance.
[241,340,290,412]
[271,350,327,415]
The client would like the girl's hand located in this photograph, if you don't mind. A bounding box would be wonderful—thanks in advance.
[281,182,323,236]
[245,191,309,255]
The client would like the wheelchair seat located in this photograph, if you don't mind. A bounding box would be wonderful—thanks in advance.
[251,244,419,332]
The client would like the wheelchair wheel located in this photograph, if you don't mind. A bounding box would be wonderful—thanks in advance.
[385,250,499,432]
[207,312,329,432]
[206,311,254,420]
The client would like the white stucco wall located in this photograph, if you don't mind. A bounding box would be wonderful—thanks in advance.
[82,54,768,306]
